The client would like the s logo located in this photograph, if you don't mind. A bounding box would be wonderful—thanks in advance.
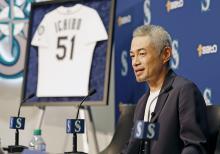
[67,120,71,133]
[10,118,13,128]
[203,88,212,105]
[16,118,22,129]
[201,0,211,12]
[170,40,180,70]
[143,0,151,25]
[74,120,82,133]
[146,123,156,139]
[135,121,143,138]
[121,50,128,76]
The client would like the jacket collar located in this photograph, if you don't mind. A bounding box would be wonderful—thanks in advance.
[150,69,176,122]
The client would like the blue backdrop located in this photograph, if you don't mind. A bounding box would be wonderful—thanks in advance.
[115,0,219,120]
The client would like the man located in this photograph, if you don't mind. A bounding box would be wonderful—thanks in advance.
[122,25,209,154]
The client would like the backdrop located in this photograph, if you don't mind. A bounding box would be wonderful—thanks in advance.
[115,0,219,120]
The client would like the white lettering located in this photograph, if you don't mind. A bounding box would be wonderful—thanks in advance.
[74,120,81,133]
[201,0,211,12]
[144,0,151,25]
[67,120,71,132]
[202,44,217,55]
[171,0,184,9]
[146,123,155,139]
[203,88,212,105]
[121,50,128,76]
[16,118,22,129]
[171,40,179,69]
[118,15,131,26]
[136,122,142,138]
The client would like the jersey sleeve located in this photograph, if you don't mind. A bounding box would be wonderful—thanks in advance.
[83,9,108,44]
[31,16,50,47]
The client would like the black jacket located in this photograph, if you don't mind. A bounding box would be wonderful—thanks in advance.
[122,70,209,154]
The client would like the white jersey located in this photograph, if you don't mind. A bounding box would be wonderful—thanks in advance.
[31,4,108,97]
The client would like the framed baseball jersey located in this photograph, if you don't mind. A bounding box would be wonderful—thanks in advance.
[21,0,115,106]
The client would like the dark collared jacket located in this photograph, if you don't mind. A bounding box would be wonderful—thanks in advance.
[122,70,209,154]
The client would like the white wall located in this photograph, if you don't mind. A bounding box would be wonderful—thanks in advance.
[0,55,115,153]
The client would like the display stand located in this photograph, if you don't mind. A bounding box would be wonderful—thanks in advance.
[36,106,98,153]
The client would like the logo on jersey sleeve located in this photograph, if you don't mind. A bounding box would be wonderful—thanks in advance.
[37,25,45,35]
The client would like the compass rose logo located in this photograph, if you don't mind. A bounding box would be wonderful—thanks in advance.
[0,0,33,79]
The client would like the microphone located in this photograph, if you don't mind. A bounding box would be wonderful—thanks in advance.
[18,93,35,117]
[4,93,35,153]
[76,89,96,119]
[65,89,96,154]
[151,112,155,118]
[66,88,95,134]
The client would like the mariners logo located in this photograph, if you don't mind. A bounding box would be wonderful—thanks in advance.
[203,88,212,105]
[170,40,180,70]
[144,0,151,25]
[121,50,128,76]
[0,0,33,79]
[201,0,211,12]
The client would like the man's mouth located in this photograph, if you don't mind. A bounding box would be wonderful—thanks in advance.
[135,68,144,76]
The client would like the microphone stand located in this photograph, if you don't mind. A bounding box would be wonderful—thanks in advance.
[65,89,96,154]
[3,94,35,153]
[143,140,150,154]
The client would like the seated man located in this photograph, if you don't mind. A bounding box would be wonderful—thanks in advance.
[122,24,209,154]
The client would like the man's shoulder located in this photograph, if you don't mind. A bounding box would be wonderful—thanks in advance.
[173,74,198,90]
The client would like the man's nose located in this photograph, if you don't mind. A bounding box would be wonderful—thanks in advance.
[132,56,140,66]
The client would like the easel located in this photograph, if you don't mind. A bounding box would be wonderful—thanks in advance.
[35,106,99,154]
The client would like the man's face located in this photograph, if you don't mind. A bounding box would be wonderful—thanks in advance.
[130,36,164,83]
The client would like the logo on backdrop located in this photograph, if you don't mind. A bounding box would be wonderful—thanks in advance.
[170,40,180,69]
[117,15,132,27]
[166,0,184,12]
[121,50,128,76]
[144,0,151,25]
[203,88,212,105]
[0,0,33,79]
[201,0,211,12]
[197,44,217,57]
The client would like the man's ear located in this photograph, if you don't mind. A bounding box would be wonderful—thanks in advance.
[161,47,172,64]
